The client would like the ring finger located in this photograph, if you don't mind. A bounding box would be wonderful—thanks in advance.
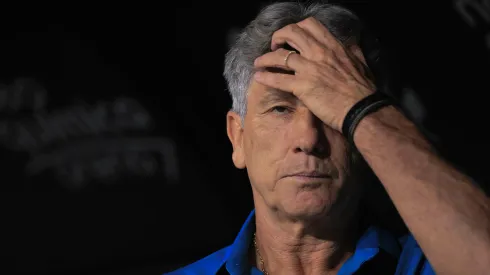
[271,24,322,59]
[254,48,308,72]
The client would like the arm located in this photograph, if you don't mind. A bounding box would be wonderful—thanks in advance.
[354,105,490,275]
[251,16,490,273]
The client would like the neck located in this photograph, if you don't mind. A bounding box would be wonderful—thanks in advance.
[252,205,365,275]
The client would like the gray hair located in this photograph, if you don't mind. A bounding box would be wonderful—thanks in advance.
[223,1,364,120]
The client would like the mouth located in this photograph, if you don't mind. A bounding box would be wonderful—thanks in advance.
[283,172,332,185]
[288,172,331,178]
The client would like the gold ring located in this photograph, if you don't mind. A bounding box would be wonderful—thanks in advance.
[284,50,296,67]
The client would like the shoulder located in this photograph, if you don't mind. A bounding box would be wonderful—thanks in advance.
[163,246,231,275]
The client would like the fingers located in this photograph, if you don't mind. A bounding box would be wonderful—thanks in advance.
[259,17,374,95]
[296,17,342,51]
[296,17,362,72]
[270,18,355,68]
[294,17,372,83]
[254,70,306,95]
[254,48,307,71]
[271,24,323,59]
[344,45,375,84]
[349,45,367,65]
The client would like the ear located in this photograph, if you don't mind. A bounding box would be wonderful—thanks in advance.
[226,110,246,169]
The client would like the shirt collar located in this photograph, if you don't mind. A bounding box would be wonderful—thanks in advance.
[224,209,401,275]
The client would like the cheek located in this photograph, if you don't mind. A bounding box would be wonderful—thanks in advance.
[244,123,290,176]
[248,121,288,154]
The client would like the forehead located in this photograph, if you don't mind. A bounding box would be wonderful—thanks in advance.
[247,80,296,106]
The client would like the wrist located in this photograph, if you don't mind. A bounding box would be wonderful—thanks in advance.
[342,92,394,145]
[352,105,397,145]
[352,105,431,151]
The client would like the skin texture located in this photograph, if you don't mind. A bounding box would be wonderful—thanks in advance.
[226,17,490,275]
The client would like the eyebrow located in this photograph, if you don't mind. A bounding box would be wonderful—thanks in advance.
[258,89,297,107]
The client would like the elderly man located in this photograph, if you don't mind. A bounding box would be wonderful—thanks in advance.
[167,1,490,274]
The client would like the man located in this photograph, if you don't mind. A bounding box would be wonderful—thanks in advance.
[167,1,490,274]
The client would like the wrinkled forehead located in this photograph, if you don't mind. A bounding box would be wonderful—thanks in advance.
[246,79,297,110]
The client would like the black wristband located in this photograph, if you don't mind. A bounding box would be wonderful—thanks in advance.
[342,92,393,145]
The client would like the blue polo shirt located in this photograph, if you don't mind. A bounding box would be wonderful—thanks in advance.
[165,210,435,275]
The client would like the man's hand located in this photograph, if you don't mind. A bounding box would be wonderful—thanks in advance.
[253,17,376,132]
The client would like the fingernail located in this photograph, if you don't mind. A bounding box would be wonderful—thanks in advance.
[254,72,263,80]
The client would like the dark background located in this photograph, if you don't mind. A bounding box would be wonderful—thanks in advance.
[1,1,489,274]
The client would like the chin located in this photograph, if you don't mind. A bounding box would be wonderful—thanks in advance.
[282,199,333,220]
[275,180,339,219]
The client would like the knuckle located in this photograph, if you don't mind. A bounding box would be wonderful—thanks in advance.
[277,48,289,56]
[335,43,347,53]
[286,24,299,33]
[271,31,279,40]
[302,17,316,25]
[316,47,330,62]
[337,53,350,64]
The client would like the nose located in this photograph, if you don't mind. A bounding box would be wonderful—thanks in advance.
[292,109,329,156]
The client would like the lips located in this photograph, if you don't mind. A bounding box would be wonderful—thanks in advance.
[287,171,331,178]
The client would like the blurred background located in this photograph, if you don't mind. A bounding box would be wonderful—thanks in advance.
[1,0,489,274]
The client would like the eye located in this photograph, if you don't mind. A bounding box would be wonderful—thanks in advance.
[270,106,291,114]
